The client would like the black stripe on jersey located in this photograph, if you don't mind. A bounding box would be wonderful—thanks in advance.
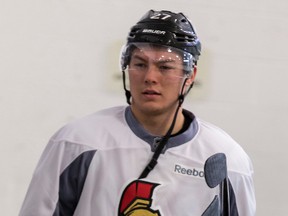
[229,179,239,216]
[53,150,96,216]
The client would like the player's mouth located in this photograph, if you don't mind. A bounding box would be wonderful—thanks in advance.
[143,89,160,95]
[142,89,161,99]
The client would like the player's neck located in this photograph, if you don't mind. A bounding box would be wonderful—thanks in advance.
[130,105,185,137]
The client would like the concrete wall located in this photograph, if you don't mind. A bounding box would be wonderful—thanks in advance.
[1,0,287,215]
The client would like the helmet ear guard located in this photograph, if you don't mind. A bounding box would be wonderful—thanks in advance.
[120,44,135,71]
[120,45,128,71]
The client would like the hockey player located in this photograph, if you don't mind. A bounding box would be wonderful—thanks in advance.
[19,10,256,215]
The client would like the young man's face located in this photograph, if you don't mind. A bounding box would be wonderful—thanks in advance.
[127,44,195,116]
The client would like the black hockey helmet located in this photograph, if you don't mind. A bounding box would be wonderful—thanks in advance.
[121,10,201,72]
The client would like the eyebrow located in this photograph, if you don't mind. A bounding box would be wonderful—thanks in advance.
[131,54,177,64]
[131,55,147,62]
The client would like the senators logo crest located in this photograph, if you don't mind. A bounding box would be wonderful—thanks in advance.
[118,180,162,216]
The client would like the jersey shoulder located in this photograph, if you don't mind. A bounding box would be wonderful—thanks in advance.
[195,118,254,175]
[50,106,129,149]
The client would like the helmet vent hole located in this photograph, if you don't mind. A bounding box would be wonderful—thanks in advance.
[175,33,194,42]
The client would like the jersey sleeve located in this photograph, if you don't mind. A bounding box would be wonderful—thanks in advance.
[229,156,256,215]
[18,137,96,216]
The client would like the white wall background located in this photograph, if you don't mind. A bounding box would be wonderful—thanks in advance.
[1,0,287,215]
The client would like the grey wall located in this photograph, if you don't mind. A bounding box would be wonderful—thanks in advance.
[1,0,287,215]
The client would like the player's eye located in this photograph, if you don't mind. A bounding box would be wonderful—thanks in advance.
[159,65,173,71]
[158,64,176,75]
[131,62,147,71]
[134,63,146,68]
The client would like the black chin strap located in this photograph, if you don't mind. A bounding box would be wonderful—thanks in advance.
[138,78,189,179]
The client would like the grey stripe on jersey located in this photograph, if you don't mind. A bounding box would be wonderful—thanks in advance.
[125,106,198,152]
[53,150,96,216]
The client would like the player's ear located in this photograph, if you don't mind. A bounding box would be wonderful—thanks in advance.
[185,66,197,86]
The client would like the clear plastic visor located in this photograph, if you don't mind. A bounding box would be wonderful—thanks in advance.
[121,43,195,78]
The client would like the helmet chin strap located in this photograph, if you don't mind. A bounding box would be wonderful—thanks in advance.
[138,77,190,179]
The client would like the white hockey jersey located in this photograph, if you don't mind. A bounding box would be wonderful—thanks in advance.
[19,106,256,216]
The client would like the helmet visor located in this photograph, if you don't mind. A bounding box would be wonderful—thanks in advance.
[121,42,195,76]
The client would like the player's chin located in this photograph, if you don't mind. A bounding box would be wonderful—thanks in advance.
[141,102,167,114]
